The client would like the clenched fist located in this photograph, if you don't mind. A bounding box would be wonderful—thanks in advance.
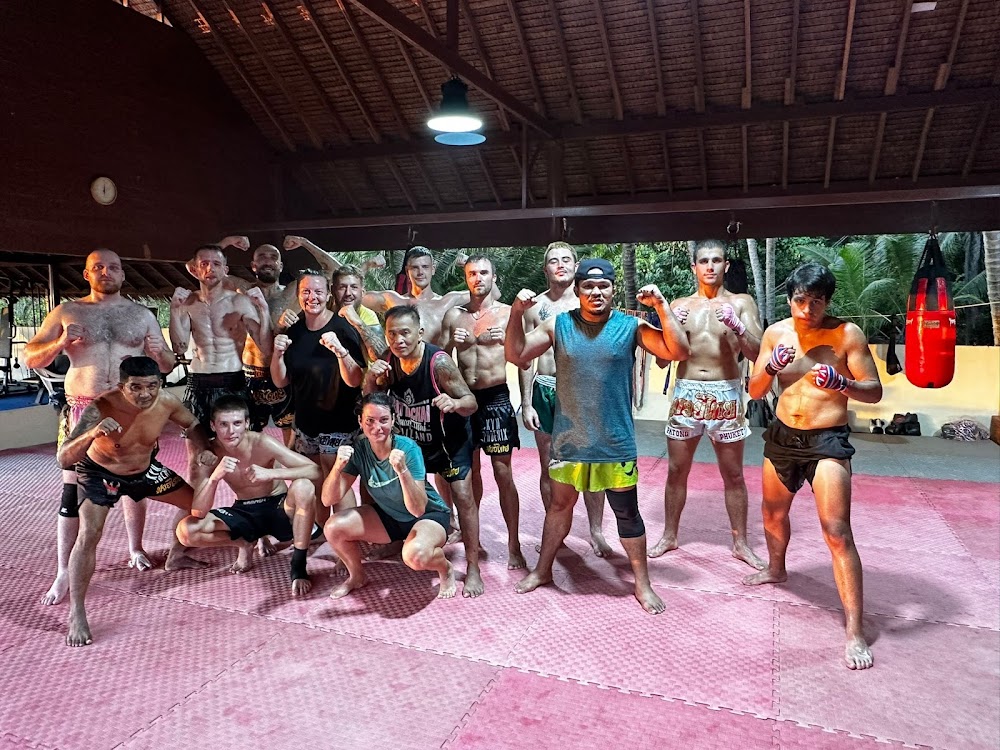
[94,417,122,437]
[211,455,239,481]
[273,334,292,355]
[715,303,746,336]
[170,287,191,309]
[63,322,85,345]
[278,309,299,330]
[636,284,665,307]
[388,448,407,474]
[512,289,538,314]
[335,444,354,468]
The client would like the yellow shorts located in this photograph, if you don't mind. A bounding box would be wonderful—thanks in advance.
[547,460,638,493]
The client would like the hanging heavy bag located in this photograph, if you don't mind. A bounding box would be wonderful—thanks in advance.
[885,317,903,376]
[905,235,956,388]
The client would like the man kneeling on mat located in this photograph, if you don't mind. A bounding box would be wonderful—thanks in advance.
[177,395,320,596]
[321,392,455,600]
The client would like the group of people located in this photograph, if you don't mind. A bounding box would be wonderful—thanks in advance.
[25,236,882,670]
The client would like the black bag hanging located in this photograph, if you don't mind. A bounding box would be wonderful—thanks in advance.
[886,315,903,376]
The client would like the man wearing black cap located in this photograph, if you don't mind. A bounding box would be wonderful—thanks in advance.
[505,259,690,613]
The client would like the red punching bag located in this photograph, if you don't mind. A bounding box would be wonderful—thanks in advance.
[905,235,956,388]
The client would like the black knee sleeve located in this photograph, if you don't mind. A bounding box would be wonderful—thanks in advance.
[59,483,80,519]
[290,547,309,581]
[606,487,644,539]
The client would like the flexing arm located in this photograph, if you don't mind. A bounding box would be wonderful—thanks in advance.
[270,334,291,388]
[636,285,690,361]
[239,289,272,359]
[504,290,555,368]
[23,307,74,369]
[319,332,362,387]
[56,404,110,469]
[283,236,342,277]
[246,436,322,483]
[141,310,177,373]
[321,445,359,508]
[432,355,478,417]
[189,458,222,518]
[362,358,391,395]
[360,289,405,315]
[168,289,193,357]
[389,448,428,518]
[338,306,388,361]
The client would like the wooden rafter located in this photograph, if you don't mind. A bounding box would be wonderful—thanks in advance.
[911,0,970,182]
[477,152,502,207]
[344,0,557,138]
[589,0,633,195]
[962,54,1000,177]
[184,0,296,151]
[219,0,324,149]
[869,0,914,183]
[689,0,709,192]
[502,0,544,114]
[412,156,445,211]
[781,0,801,189]
[823,0,858,188]
[741,0,752,193]
[645,0,672,193]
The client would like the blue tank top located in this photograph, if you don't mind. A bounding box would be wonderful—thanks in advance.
[551,310,639,463]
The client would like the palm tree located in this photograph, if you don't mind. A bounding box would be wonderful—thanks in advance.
[765,237,776,322]
[746,238,765,309]
[622,243,638,309]
[984,231,1000,345]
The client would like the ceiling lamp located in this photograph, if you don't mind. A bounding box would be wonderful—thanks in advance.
[428,78,485,145]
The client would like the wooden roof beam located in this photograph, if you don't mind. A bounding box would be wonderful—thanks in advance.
[219,0,324,149]
[869,0,914,183]
[589,0,633,196]
[912,0,970,182]
[962,57,1000,177]
[741,0,752,193]
[689,0,709,192]
[184,0,296,151]
[823,0,858,189]
[503,0,545,115]
[477,152,503,207]
[645,0,672,193]
[344,0,557,138]
[781,0,801,189]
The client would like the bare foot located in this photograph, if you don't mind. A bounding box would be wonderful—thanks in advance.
[164,550,209,571]
[329,573,367,600]
[257,536,277,557]
[437,561,457,599]
[742,568,787,586]
[365,540,403,561]
[446,528,463,546]
[291,577,312,597]
[590,533,613,558]
[732,540,767,571]
[128,550,153,571]
[634,583,666,614]
[514,569,552,594]
[507,547,527,570]
[463,566,485,598]
[647,535,678,558]
[66,610,93,647]
[41,573,69,606]
[845,635,873,670]
[230,543,254,573]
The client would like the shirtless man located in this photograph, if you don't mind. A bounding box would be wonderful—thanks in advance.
[517,242,611,557]
[176,395,321,596]
[649,239,766,568]
[505,260,689,613]
[441,255,525,569]
[743,262,882,670]
[169,245,270,461]
[56,356,209,646]
[24,249,176,605]
[363,246,495,346]
[363,305,485,597]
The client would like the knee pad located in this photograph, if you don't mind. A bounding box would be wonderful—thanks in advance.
[58,483,80,519]
[606,487,644,539]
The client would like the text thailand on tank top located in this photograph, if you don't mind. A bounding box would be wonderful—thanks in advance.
[387,343,471,463]
[551,309,639,463]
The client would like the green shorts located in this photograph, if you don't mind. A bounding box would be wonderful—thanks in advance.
[531,376,557,435]
[548,460,639,493]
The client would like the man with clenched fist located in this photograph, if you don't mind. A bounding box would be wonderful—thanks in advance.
[648,239,766,570]
[25,249,176,606]
[744,262,883,671]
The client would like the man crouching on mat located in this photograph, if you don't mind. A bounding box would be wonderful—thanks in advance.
[321,392,455,600]
[743,262,882,670]
[57,357,210,647]
[176,395,321,596]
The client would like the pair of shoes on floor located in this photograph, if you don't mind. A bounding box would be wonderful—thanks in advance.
[870,419,886,434]
[885,413,921,436]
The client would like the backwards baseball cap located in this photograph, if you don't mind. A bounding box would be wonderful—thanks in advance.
[574,257,615,282]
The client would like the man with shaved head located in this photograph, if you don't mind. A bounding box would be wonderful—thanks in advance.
[25,249,177,606]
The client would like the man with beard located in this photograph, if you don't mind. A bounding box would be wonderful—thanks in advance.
[57,356,210,646]
[169,245,271,467]
[440,255,525,570]
[25,249,176,606]
[517,242,612,557]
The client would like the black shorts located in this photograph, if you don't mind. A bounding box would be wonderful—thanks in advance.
[244,365,294,432]
[75,455,187,508]
[371,502,450,543]
[210,493,293,543]
[763,420,855,493]
[423,439,473,483]
[472,383,520,456]
[183,371,249,437]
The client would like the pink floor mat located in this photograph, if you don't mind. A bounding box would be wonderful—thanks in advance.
[0,437,996,749]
